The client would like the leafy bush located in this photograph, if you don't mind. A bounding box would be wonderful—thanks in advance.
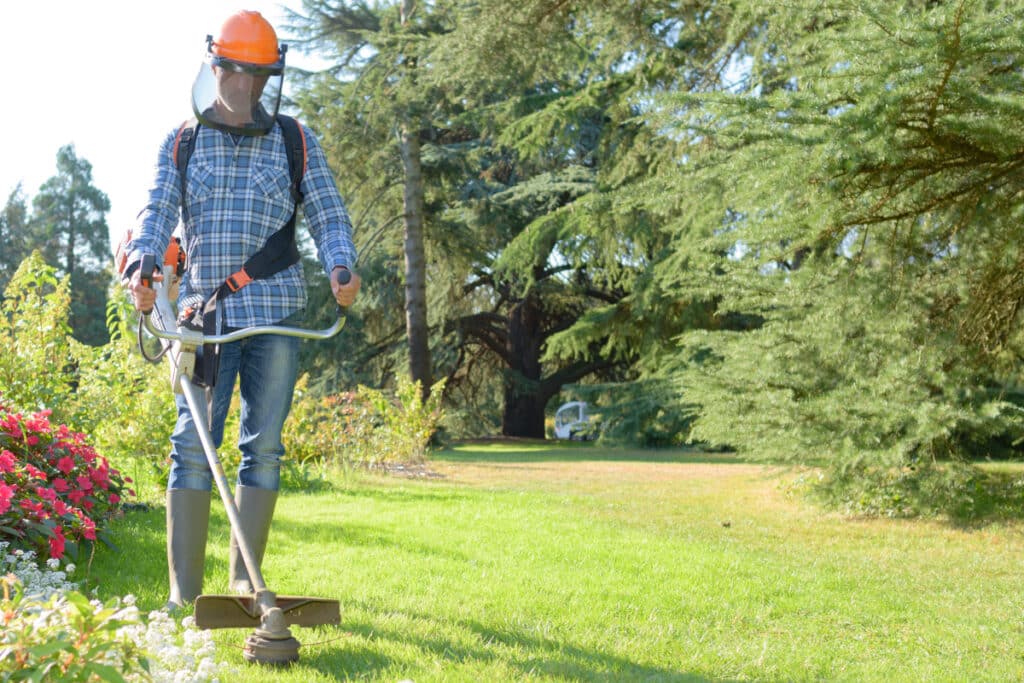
[0,575,152,681]
[0,405,131,560]
[285,376,446,471]
[796,459,1024,521]
[0,252,76,415]
[71,291,177,490]
[0,254,175,494]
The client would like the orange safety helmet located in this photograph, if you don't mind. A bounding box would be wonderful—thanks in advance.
[211,10,282,67]
[193,10,287,135]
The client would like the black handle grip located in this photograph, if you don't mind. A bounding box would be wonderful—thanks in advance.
[337,268,351,285]
[140,253,155,288]
[138,254,156,314]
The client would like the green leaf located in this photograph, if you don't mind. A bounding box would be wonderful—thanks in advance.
[83,663,129,683]
[64,591,93,616]
[25,638,73,659]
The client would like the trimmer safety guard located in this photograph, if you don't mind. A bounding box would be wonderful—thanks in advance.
[195,594,342,629]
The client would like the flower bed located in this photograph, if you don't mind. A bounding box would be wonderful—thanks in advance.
[0,404,132,560]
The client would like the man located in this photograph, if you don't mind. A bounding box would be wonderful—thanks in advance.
[123,10,360,610]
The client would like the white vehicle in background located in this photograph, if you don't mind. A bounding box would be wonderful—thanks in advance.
[553,401,594,441]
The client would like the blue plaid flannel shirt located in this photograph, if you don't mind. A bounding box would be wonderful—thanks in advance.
[127,119,357,328]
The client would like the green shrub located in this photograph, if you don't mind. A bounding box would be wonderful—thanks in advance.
[70,291,177,490]
[0,252,76,415]
[0,558,227,682]
[0,574,151,680]
[0,254,174,495]
[806,459,1024,521]
[284,376,446,472]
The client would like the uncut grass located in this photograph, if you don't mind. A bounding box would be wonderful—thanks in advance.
[89,445,1024,682]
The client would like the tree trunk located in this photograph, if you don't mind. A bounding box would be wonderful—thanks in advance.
[399,125,432,399]
[64,198,76,277]
[501,293,546,438]
[398,0,432,400]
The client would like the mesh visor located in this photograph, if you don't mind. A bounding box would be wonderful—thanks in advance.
[191,54,283,136]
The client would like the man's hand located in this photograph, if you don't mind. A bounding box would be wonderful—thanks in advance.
[331,266,361,308]
[126,266,163,313]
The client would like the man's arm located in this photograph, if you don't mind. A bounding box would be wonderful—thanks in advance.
[123,128,184,287]
[298,124,361,307]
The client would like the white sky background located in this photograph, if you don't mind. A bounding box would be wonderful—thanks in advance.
[0,1,322,254]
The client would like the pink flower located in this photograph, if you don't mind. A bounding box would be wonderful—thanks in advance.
[52,478,70,493]
[0,482,15,515]
[0,450,14,473]
[52,499,70,516]
[25,413,51,433]
[81,517,97,541]
[77,447,97,465]
[67,490,86,504]
[25,465,47,481]
[90,466,110,488]
[49,527,65,559]
[75,475,93,492]
[108,493,121,504]
[1,415,22,439]
[25,435,39,446]
[82,500,94,512]
[56,457,75,474]
[35,487,57,503]
[19,499,43,515]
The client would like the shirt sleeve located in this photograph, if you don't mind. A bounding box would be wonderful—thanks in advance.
[126,128,182,271]
[298,124,358,275]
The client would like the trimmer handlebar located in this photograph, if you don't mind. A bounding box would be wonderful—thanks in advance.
[138,252,348,344]
[143,314,346,345]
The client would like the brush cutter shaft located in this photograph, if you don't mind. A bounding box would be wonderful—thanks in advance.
[179,377,269,595]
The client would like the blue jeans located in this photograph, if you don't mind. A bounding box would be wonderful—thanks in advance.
[168,330,300,492]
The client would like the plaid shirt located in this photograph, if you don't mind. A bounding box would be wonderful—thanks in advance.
[128,119,357,328]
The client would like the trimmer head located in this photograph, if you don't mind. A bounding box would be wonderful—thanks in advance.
[195,592,340,666]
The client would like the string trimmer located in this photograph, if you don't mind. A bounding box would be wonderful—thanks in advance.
[137,252,344,666]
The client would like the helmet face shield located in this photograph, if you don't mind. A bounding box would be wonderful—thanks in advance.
[191,46,284,136]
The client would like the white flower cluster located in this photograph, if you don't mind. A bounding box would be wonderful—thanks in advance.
[1,542,79,599]
[1,542,230,682]
[120,611,232,683]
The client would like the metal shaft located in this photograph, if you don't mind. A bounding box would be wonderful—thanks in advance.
[179,377,268,596]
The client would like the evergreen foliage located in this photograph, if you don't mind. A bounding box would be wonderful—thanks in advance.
[424,0,745,442]
[25,145,112,346]
[285,0,1024,511]
[0,185,30,296]
[636,0,1024,510]
[288,0,453,400]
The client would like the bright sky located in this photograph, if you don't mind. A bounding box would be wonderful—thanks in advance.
[0,1,321,255]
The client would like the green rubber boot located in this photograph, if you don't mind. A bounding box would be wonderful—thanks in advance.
[228,485,278,594]
[165,488,211,611]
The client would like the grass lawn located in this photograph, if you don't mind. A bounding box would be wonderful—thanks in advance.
[89,442,1024,681]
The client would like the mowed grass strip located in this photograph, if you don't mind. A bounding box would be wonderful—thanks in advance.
[91,444,1024,682]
